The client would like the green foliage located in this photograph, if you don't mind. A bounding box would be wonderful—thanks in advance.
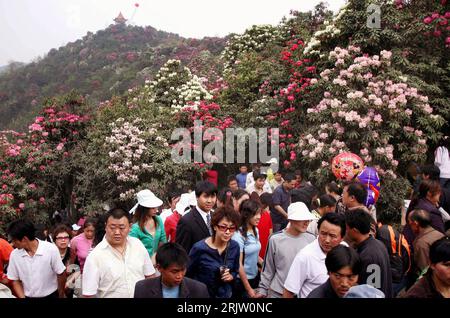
[0,24,226,131]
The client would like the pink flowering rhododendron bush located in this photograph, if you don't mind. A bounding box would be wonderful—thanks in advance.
[302,0,450,133]
[295,45,445,216]
[0,93,90,235]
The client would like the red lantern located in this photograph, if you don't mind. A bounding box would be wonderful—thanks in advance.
[331,152,364,181]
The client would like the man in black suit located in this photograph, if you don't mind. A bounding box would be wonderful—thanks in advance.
[176,181,217,253]
[134,243,209,298]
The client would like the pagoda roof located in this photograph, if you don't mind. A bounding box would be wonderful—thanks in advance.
[114,12,127,24]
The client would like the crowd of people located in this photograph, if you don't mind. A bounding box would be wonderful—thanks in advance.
[0,160,450,299]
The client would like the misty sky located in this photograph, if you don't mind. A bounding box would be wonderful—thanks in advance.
[0,0,346,66]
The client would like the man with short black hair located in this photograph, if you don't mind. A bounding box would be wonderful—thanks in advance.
[134,243,209,298]
[342,182,376,218]
[227,175,239,192]
[283,213,346,298]
[271,173,296,232]
[308,245,361,298]
[82,208,156,298]
[7,219,66,298]
[408,209,445,273]
[176,181,217,253]
[159,191,181,224]
[345,209,393,298]
[246,171,272,196]
[342,181,377,236]
[270,171,284,191]
[236,164,248,189]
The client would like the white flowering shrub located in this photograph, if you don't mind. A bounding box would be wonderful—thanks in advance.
[104,117,172,200]
[221,25,282,73]
[303,3,348,56]
[131,59,212,111]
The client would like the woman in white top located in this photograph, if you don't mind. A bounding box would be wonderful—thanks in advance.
[435,139,450,190]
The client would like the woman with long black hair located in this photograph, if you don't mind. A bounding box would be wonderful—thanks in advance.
[232,199,262,298]
[129,190,167,263]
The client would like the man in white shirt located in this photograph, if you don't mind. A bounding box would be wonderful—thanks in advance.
[246,164,272,191]
[246,171,272,196]
[82,208,156,298]
[7,219,66,298]
[283,213,346,298]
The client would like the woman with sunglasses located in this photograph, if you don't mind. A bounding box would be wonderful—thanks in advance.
[53,224,73,267]
[53,224,75,298]
[186,205,240,298]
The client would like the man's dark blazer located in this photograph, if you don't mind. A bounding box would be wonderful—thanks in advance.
[134,276,210,298]
[175,207,211,254]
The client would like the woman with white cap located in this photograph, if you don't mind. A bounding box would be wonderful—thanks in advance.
[129,190,167,262]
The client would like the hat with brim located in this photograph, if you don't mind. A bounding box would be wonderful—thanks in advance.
[175,192,195,216]
[187,191,197,206]
[287,202,317,221]
[129,189,163,214]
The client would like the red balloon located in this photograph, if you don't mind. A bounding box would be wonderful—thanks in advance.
[135,3,139,7]
[331,152,364,181]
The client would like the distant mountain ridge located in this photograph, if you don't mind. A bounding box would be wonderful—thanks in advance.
[0,23,226,131]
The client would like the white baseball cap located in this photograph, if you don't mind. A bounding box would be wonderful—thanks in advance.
[287,202,317,221]
[129,189,163,214]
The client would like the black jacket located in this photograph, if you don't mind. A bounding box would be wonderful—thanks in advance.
[175,207,211,254]
[307,279,339,298]
[357,236,394,298]
[134,276,210,298]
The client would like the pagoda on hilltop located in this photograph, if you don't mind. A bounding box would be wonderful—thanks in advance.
[114,12,127,24]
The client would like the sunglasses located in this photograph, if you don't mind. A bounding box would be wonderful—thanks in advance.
[56,236,70,240]
[216,224,236,233]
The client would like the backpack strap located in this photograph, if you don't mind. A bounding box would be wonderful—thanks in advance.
[400,234,412,273]
[387,225,397,255]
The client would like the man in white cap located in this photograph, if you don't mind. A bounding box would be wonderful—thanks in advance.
[283,212,346,298]
[255,202,316,298]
